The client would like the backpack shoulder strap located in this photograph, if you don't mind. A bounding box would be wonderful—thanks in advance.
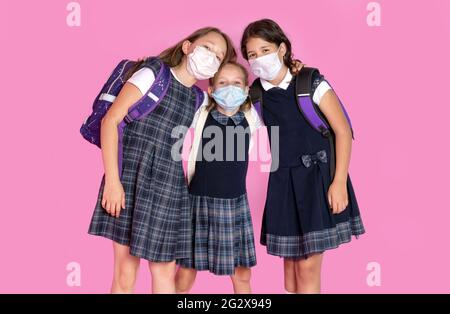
[295,67,354,139]
[295,67,332,137]
[249,79,264,123]
[123,58,171,124]
[244,108,257,153]
[192,85,206,110]
[187,105,210,185]
[244,109,256,135]
[296,68,338,179]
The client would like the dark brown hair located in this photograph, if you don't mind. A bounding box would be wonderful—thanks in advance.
[207,61,251,113]
[125,27,236,80]
[240,19,301,73]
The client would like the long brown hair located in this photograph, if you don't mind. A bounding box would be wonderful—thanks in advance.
[125,27,236,80]
[240,19,301,73]
[206,61,251,113]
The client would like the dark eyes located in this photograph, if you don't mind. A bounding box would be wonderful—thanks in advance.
[217,81,243,86]
[248,49,271,59]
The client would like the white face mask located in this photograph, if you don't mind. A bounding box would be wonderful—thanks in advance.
[249,46,283,81]
[187,46,221,80]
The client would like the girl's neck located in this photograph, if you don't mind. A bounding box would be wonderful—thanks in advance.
[172,59,197,87]
[216,106,239,117]
[268,65,289,86]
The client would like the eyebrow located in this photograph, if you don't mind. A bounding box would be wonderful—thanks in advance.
[216,76,244,81]
[247,45,271,55]
[216,77,245,82]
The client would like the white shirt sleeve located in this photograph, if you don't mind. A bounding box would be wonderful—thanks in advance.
[189,91,209,128]
[312,80,332,105]
[250,104,263,129]
[127,67,156,96]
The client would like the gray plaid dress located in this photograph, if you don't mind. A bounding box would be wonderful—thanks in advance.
[177,109,257,276]
[88,60,196,262]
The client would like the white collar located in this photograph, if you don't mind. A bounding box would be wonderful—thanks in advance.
[260,69,293,91]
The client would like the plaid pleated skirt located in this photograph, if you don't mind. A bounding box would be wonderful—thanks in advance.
[177,193,257,276]
[88,61,197,262]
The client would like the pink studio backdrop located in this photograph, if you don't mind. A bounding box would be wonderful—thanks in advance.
[0,0,449,293]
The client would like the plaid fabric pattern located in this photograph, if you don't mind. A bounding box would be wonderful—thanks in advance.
[210,108,245,125]
[177,193,257,276]
[88,61,197,262]
[261,215,365,258]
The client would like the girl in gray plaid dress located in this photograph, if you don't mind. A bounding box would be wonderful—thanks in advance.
[175,62,261,294]
[88,28,236,294]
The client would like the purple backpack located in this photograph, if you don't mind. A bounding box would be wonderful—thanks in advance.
[80,57,205,173]
[249,67,353,179]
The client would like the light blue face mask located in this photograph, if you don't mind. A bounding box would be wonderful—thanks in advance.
[211,85,248,113]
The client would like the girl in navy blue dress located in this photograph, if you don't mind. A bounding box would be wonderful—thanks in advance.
[88,27,236,294]
[175,62,262,294]
[240,19,365,293]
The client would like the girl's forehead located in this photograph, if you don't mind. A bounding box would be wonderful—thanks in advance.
[247,37,276,48]
[217,65,245,79]
[197,32,227,50]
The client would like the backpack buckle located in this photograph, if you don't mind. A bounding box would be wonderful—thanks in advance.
[124,114,133,124]
[319,126,330,137]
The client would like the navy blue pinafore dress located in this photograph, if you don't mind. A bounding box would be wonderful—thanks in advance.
[177,109,257,275]
[259,72,365,259]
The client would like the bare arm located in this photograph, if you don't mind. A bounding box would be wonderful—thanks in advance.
[318,90,353,214]
[100,82,142,217]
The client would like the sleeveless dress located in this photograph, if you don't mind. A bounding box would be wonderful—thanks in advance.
[88,59,197,262]
[177,109,257,275]
[259,73,365,259]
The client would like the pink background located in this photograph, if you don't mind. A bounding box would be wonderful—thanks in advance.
[1,0,449,293]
